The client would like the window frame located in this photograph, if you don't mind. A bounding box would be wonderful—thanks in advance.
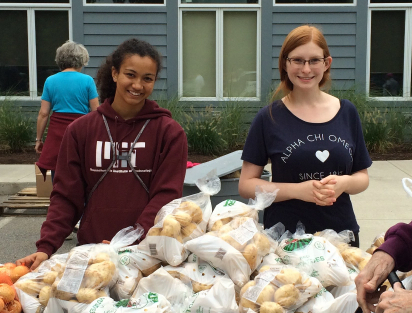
[367,7,412,100]
[178,6,261,101]
[273,0,355,6]
[179,1,260,8]
[0,2,70,8]
[0,3,72,100]
[83,0,166,6]
[369,1,412,7]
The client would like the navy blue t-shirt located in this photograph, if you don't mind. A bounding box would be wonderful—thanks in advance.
[242,99,372,234]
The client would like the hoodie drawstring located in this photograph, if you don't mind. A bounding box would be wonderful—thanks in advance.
[86,114,151,205]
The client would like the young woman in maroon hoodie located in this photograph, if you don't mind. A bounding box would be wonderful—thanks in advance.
[17,39,188,270]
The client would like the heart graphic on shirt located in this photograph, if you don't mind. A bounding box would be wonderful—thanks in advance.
[315,150,330,163]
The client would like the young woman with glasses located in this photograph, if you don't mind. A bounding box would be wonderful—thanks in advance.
[239,25,371,247]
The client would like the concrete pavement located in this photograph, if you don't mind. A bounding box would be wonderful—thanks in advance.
[0,164,36,195]
[351,160,412,250]
[0,161,411,251]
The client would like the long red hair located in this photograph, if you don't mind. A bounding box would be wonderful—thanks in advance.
[272,25,331,100]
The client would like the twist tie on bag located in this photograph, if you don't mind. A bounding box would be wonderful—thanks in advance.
[195,169,221,196]
[247,186,279,211]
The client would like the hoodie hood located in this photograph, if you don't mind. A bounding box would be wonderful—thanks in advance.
[97,98,172,123]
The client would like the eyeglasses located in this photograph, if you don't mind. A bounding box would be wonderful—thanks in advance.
[286,57,326,67]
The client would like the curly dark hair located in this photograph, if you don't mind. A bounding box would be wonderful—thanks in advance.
[96,38,162,103]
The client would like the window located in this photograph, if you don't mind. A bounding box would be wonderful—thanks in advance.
[85,0,164,3]
[180,9,259,99]
[0,9,69,98]
[368,9,412,98]
[274,0,353,3]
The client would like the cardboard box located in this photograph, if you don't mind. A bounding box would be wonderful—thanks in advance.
[35,164,53,198]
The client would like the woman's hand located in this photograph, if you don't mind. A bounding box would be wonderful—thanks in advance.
[376,283,412,313]
[35,141,43,153]
[313,170,369,206]
[355,251,396,313]
[36,99,51,153]
[312,175,345,206]
[16,252,49,271]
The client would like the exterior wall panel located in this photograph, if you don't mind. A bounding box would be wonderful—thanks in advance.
[13,2,412,127]
[271,9,357,91]
[82,9,168,96]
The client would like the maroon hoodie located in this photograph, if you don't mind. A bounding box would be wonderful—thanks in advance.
[36,98,188,257]
[377,221,412,272]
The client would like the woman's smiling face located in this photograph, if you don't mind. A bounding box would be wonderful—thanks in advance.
[285,41,331,91]
[112,54,157,110]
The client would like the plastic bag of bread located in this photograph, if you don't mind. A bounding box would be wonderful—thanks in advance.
[50,247,113,305]
[78,293,172,313]
[402,274,412,290]
[296,288,358,313]
[366,232,385,254]
[132,267,193,312]
[329,266,358,298]
[313,229,373,272]
[118,245,162,277]
[185,216,277,287]
[207,187,278,232]
[47,226,143,307]
[164,257,229,294]
[14,253,68,313]
[110,225,150,300]
[276,227,351,288]
[44,297,90,313]
[239,265,322,313]
[313,229,354,247]
[337,244,372,271]
[138,171,220,266]
[185,277,238,313]
[251,252,284,280]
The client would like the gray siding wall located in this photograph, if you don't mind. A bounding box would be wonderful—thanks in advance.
[72,3,169,100]
[12,2,376,118]
[271,6,359,91]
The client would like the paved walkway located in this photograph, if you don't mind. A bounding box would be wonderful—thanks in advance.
[351,160,412,250]
[1,161,411,250]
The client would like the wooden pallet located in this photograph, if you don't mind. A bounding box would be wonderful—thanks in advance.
[0,187,49,215]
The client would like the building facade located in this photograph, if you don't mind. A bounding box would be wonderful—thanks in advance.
[0,0,411,113]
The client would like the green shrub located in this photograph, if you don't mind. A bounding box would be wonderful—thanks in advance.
[158,95,248,155]
[216,101,247,151]
[329,86,412,153]
[0,98,34,152]
[183,106,225,155]
[329,86,369,112]
[387,110,412,144]
[360,108,393,153]
[157,95,185,126]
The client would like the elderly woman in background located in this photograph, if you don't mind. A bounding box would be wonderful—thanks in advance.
[35,40,99,182]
